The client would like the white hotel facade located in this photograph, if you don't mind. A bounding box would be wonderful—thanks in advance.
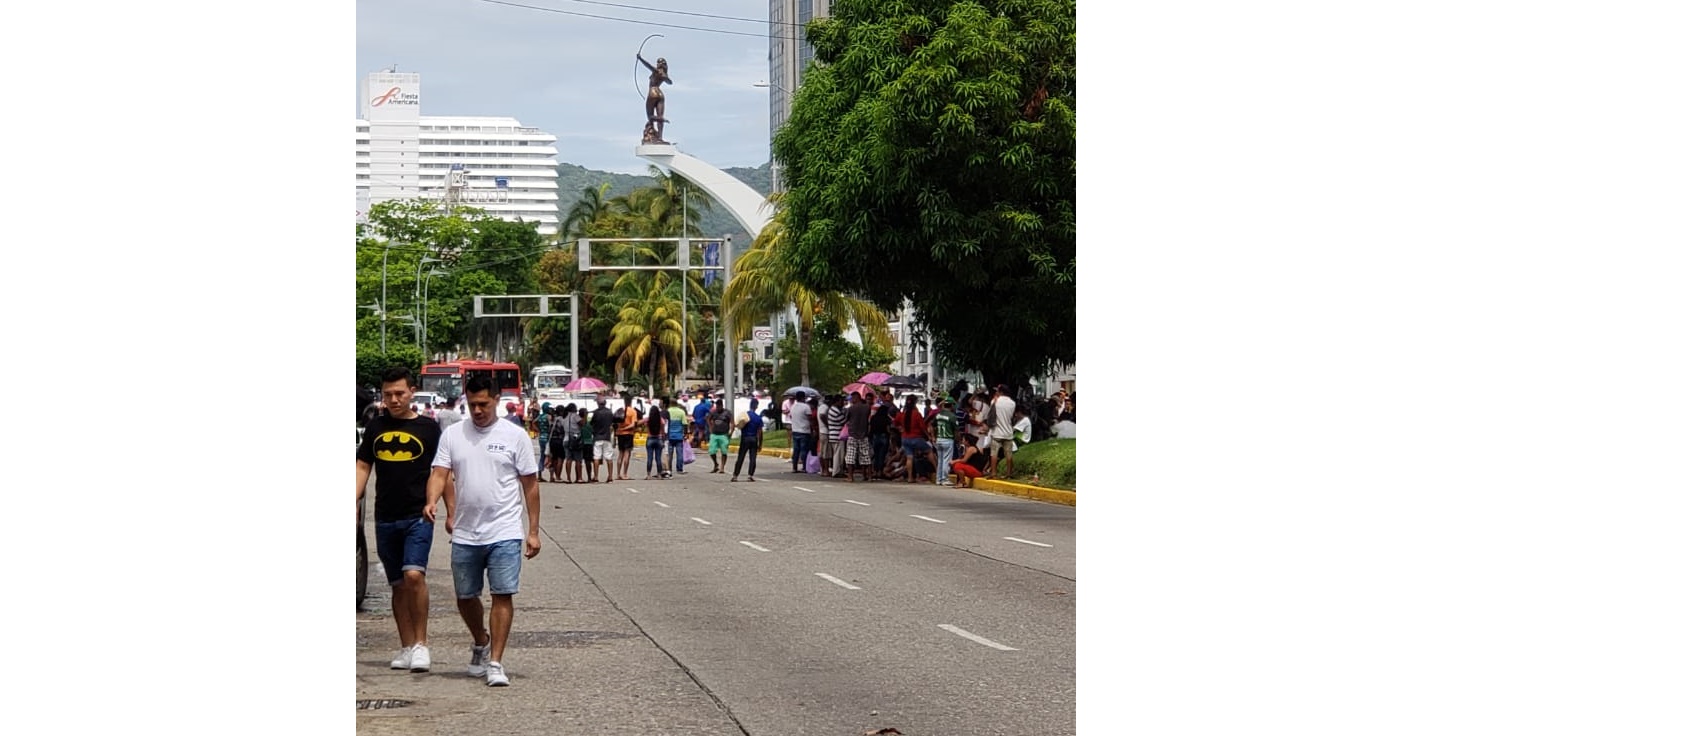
[356,71,560,235]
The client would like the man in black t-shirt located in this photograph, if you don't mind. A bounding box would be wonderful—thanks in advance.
[356,366,444,673]
[589,399,616,483]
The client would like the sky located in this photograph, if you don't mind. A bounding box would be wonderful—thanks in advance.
[357,0,777,174]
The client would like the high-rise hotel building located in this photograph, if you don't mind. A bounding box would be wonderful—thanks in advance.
[356,71,560,235]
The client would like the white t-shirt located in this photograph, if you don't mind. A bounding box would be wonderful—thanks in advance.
[433,417,537,545]
[989,395,1017,440]
[789,400,815,432]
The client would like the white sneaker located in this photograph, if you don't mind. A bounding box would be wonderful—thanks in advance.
[467,643,491,677]
[485,661,509,687]
[390,645,414,670]
[409,644,431,672]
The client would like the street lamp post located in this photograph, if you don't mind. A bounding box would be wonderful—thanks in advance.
[379,241,393,354]
[420,267,446,359]
[414,256,441,350]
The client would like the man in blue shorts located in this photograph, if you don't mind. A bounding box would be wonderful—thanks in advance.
[356,366,443,672]
[424,374,541,687]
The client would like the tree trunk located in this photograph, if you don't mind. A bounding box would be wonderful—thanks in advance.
[798,321,813,386]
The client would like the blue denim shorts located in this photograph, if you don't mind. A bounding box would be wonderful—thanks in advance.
[375,516,434,587]
[452,539,523,599]
[902,437,931,457]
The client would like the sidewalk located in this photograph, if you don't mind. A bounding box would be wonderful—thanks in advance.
[356,505,744,736]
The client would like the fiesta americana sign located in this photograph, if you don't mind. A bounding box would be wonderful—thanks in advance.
[370,86,420,107]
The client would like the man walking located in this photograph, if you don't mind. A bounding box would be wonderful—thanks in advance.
[614,393,640,481]
[356,366,443,673]
[423,375,541,688]
[666,397,690,475]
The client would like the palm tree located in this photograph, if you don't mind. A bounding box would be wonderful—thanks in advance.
[723,193,893,387]
[606,276,687,390]
[560,183,613,241]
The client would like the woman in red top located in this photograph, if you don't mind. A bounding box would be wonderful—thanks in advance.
[896,395,931,483]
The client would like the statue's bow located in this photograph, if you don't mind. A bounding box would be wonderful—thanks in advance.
[634,34,664,101]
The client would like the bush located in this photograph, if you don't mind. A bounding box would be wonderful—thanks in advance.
[1007,439,1075,490]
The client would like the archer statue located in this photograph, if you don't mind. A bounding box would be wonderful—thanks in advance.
[638,52,672,144]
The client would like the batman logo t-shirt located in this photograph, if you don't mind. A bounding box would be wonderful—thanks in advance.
[358,414,443,522]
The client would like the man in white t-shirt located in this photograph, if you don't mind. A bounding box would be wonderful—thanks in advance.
[986,384,1018,480]
[424,375,540,688]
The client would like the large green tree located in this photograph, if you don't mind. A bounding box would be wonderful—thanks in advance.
[773,0,1076,391]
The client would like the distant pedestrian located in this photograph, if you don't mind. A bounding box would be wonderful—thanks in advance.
[356,366,443,673]
[614,393,640,481]
[423,374,541,688]
[986,384,1017,480]
[706,399,733,473]
[843,392,874,482]
[590,398,616,483]
[729,398,764,482]
[644,403,669,479]
[665,397,689,475]
[788,391,815,473]
[929,398,958,486]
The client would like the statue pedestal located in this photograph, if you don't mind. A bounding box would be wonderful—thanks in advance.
[635,145,772,240]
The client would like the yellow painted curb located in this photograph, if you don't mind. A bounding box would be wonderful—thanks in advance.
[958,477,1076,506]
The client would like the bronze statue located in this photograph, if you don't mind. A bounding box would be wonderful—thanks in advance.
[638,53,671,144]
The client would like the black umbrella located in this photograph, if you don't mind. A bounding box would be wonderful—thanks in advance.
[882,375,924,389]
[781,385,822,399]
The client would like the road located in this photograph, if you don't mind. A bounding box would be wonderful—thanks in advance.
[357,452,1075,736]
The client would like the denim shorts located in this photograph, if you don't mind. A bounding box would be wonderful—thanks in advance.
[902,437,931,457]
[452,539,523,599]
[375,516,434,586]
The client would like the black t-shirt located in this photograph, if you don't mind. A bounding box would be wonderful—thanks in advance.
[590,407,615,440]
[845,402,871,438]
[708,408,732,435]
[357,414,442,522]
[869,404,892,434]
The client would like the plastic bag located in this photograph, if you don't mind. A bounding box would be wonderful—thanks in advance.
[806,454,821,474]
[682,442,696,464]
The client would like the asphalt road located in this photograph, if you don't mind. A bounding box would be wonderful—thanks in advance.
[358,448,1075,736]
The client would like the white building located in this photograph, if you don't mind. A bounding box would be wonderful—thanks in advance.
[356,71,560,235]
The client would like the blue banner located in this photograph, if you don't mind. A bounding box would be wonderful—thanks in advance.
[703,241,720,287]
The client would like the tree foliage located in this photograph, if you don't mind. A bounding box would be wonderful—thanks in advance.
[771,321,899,394]
[773,0,1076,388]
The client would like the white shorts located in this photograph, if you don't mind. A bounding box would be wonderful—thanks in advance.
[594,440,615,460]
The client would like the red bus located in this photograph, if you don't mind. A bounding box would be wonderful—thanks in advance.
[420,360,524,402]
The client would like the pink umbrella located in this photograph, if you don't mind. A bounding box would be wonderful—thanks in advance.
[562,377,608,393]
[856,371,893,385]
[842,382,876,397]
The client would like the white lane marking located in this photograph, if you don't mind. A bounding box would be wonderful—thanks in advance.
[910,515,947,524]
[691,517,713,525]
[627,488,640,494]
[1004,537,1054,548]
[938,624,1019,651]
[739,541,771,552]
[792,486,817,493]
[843,499,870,506]
[814,573,861,590]
[653,501,671,508]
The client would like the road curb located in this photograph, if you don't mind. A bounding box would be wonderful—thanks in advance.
[956,476,1076,506]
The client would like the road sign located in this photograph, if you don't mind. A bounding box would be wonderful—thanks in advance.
[752,326,774,344]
